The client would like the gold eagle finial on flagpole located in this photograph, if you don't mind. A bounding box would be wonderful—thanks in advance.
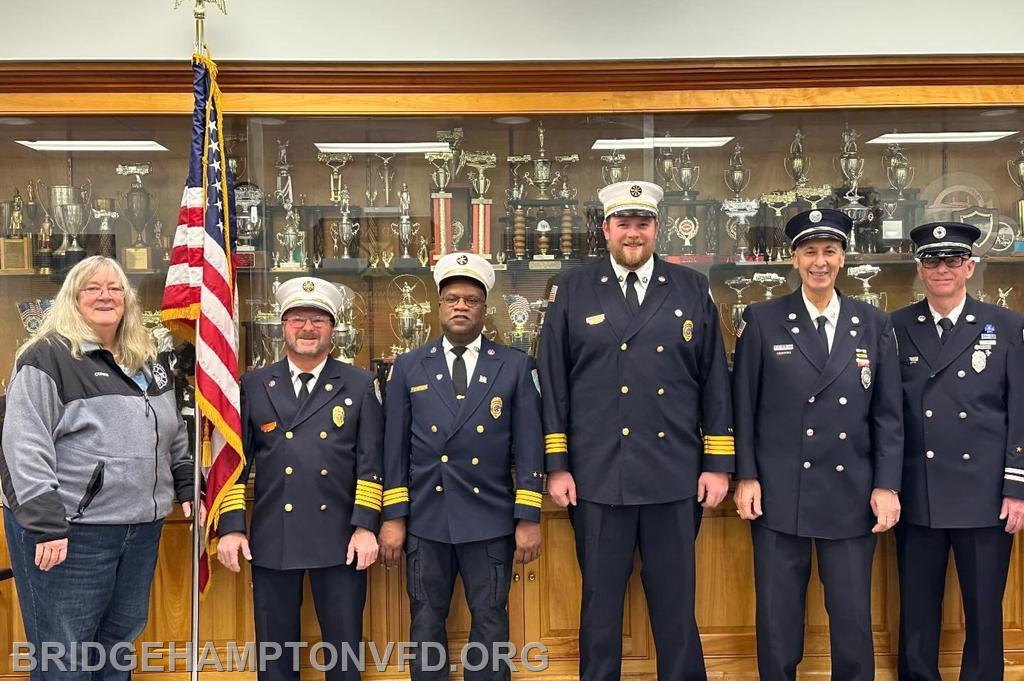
[174,0,227,53]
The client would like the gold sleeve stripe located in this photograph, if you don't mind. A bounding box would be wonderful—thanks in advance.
[356,480,384,492]
[516,498,543,509]
[383,486,408,495]
[355,492,383,504]
[382,494,410,507]
[355,487,384,499]
[545,433,568,454]
[354,499,382,511]
[544,433,567,441]
[219,500,246,513]
[516,490,544,500]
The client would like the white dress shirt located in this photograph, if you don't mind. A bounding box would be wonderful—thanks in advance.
[928,295,967,338]
[288,357,328,398]
[802,288,841,351]
[443,334,482,384]
[610,255,655,306]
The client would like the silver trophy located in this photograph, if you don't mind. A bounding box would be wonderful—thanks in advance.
[234,180,264,254]
[673,148,700,198]
[116,163,153,249]
[436,128,466,182]
[38,180,92,259]
[883,141,915,201]
[601,152,628,186]
[376,154,397,206]
[656,142,677,189]
[524,122,560,200]
[1007,138,1024,236]
[836,125,868,216]
[753,271,787,300]
[722,143,757,262]
[847,264,887,309]
[389,277,431,355]
[785,128,810,189]
[554,154,580,201]
[997,287,1013,309]
[364,157,378,207]
[273,140,306,269]
[721,276,753,337]
[332,284,364,364]
[330,190,360,259]
[391,215,420,261]
[506,155,530,205]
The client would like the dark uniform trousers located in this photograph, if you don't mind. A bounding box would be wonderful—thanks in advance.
[732,290,904,681]
[892,297,1024,681]
[538,256,736,681]
[405,534,515,681]
[382,337,545,681]
[217,358,385,681]
[570,498,705,681]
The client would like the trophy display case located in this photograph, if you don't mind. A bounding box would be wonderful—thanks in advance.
[2,57,1024,679]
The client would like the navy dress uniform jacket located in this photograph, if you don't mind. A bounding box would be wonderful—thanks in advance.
[217,357,384,570]
[381,337,545,544]
[537,256,735,506]
[892,297,1024,528]
[732,289,903,539]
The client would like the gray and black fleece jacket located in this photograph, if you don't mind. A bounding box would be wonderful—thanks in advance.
[0,335,193,542]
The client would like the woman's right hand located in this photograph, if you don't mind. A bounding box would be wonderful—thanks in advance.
[35,538,68,571]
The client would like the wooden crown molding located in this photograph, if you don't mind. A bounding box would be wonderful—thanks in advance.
[2,55,1024,94]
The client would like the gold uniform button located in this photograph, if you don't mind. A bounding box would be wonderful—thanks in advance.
[431,425,438,432]
[320,504,327,511]
[621,427,630,436]
[658,431,665,439]
[477,425,484,433]
[657,388,665,396]
[471,457,480,465]
[435,485,443,492]
[473,487,480,494]
[441,455,449,463]
[320,431,327,439]
[285,431,294,439]
[285,466,293,475]
[621,386,629,394]
[620,343,628,351]
[320,469,328,476]
[284,503,293,512]
[656,345,664,353]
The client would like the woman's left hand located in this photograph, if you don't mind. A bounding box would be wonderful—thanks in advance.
[182,501,207,527]
[35,538,68,571]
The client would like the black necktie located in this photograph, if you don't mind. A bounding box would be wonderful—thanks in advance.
[938,317,954,344]
[816,315,830,355]
[625,271,640,316]
[451,346,468,399]
[297,372,314,404]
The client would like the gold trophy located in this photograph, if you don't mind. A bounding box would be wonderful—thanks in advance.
[0,190,34,273]
[388,277,431,355]
[465,151,497,260]
[785,128,810,189]
[426,150,455,263]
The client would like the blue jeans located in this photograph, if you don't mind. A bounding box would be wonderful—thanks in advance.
[4,509,164,681]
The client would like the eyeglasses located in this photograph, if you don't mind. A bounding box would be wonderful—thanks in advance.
[441,294,485,309]
[80,285,126,298]
[283,315,333,328]
[919,255,969,269]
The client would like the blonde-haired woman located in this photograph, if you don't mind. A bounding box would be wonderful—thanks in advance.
[1,256,200,680]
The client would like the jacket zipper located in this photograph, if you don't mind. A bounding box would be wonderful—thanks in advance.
[144,388,160,522]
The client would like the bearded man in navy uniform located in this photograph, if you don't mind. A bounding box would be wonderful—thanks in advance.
[379,252,544,681]
[891,222,1024,681]
[538,180,734,681]
[216,276,384,681]
[731,209,903,681]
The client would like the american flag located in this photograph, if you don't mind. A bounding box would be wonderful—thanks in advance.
[161,53,242,596]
